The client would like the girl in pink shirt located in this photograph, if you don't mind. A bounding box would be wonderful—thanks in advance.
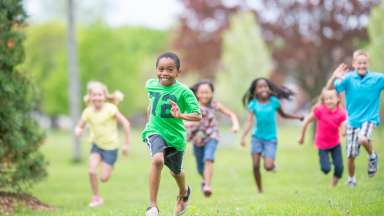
[299,89,346,186]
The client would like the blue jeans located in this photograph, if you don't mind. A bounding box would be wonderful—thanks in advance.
[251,137,277,160]
[318,144,343,178]
[193,139,218,175]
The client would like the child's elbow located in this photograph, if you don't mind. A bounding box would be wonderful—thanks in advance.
[195,114,202,121]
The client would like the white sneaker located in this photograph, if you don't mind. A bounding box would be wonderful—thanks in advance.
[347,179,356,188]
[146,206,159,216]
[88,196,104,208]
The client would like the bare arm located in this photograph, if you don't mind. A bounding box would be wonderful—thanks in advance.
[326,63,349,90]
[170,100,202,121]
[240,111,254,147]
[340,121,347,137]
[74,119,86,138]
[298,113,315,145]
[216,102,240,133]
[115,111,131,156]
[278,107,304,121]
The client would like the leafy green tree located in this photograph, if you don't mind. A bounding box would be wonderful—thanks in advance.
[216,12,272,113]
[0,0,47,190]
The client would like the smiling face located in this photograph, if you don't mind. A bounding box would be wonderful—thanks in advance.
[89,87,106,109]
[254,79,271,100]
[156,57,180,86]
[196,83,214,105]
[353,54,369,76]
[322,90,339,109]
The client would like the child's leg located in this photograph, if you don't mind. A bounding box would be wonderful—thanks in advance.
[193,145,205,177]
[318,149,331,175]
[348,157,356,177]
[149,153,164,208]
[330,145,343,187]
[263,140,277,171]
[252,153,262,193]
[358,122,375,155]
[203,139,218,188]
[88,153,102,196]
[100,162,114,183]
[171,171,187,196]
[99,149,118,183]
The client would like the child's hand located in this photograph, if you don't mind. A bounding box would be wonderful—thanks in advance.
[232,125,239,133]
[333,63,348,79]
[122,144,129,156]
[299,116,305,121]
[170,100,181,119]
[298,137,304,145]
[341,131,346,137]
[74,127,83,138]
[240,137,246,147]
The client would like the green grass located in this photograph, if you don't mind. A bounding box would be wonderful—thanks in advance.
[16,127,384,215]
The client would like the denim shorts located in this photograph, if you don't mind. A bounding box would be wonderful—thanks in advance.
[251,137,277,160]
[193,139,218,175]
[90,144,118,166]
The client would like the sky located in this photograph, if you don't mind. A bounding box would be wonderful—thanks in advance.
[24,0,182,29]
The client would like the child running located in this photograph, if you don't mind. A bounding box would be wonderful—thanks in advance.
[75,81,131,207]
[298,89,346,186]
[326,50,382,187]
[187,80,239,197]
[240,78,304,193]
[142,52,201,216]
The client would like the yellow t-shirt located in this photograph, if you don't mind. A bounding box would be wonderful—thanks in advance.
[81,103,119,150]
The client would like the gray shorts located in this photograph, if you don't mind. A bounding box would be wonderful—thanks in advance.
[145,135,184,174]
[346,122,375,158]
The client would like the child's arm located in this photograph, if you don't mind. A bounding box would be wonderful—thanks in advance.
[298,113,315,145]
[240,111,254,147]
[278,107,304,121]
[216,102,240,133]
[326,63,349,90]
[340,121,347,137]
[115,111,131,156]
[74,119,86,138]
[170,100,201,121]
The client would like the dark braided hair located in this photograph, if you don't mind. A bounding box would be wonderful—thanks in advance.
[190,80,215,105]
[156,51,181,70]
[242,77,294,107]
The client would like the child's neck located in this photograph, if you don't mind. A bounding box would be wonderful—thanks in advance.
[93,103,104,111]
[257,97,269,103]
[325,104,337,111]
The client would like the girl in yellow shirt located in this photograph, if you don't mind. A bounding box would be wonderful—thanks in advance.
[75,81,131,208]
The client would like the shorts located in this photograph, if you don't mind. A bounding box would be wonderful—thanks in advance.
[145,134,184,174]
[346,122,375,158]
[251,137,277,160]
[90,144,118,166]
[193,138,218,175]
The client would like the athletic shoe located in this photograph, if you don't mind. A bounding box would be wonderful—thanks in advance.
[174,186,191,216]
[202,185,212,197]
[347,179,356,188]
[145,206,159,216]
[88,196,103,208]
[368,154,378,177]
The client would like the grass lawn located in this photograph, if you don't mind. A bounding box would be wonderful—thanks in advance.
[15,126,384,215]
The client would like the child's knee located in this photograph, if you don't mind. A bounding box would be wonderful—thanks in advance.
[88,167,97,175]
[358,137,369,146]
[152,155,164,168]
[171,170,183,177]
[253,163,260,171]
[264,164,274,171]
[321,166,331,174]
[100,174,110,183]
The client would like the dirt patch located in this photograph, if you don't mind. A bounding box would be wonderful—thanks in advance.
[0,192,54,215]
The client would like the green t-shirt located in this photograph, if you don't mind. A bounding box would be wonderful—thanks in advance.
[141,79,201,151]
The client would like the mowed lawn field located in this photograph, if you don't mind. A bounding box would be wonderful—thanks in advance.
[16,126,384,216]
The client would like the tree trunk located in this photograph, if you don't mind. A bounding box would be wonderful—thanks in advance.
[67,0,81,162]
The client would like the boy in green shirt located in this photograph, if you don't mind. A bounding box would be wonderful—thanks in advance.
[142,52,201,216]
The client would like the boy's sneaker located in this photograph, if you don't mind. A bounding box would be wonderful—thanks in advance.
[146,206,159,216]
[88,196,103,208]
[368,154,378,177]
[174,186,191,216]
[347,179,356,188]
[202,185,212,197]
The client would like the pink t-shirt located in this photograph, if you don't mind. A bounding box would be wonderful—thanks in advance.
[313,104,346,150]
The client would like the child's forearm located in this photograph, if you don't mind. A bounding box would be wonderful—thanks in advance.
[180,113,201,121]
[241,121,252,139]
